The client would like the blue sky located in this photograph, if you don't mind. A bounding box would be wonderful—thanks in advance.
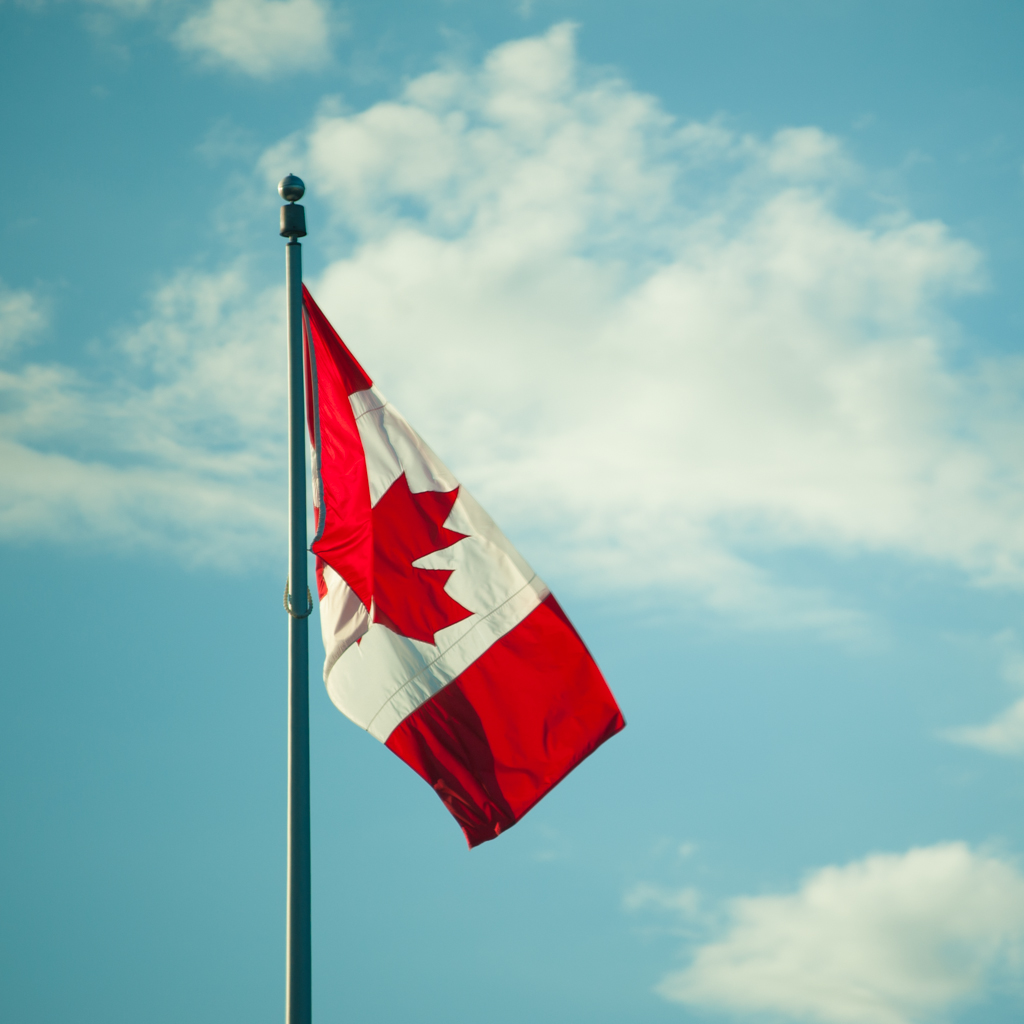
[3,2,1024,1023]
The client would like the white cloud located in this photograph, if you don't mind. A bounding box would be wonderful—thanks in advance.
[946,699,1024,756]
[6,25,1024,626]
[174,0,334,78]
[263,25,1023,622]
[944,638,1024,755]
[767,125,851,179]
[0,265,285,565]
[0,280,46,356]
[651,843,1024,1024]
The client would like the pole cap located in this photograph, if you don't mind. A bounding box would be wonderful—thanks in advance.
[278,174,305,202]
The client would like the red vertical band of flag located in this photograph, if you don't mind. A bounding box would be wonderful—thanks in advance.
[302,286,373,607]
[385,595,625,846]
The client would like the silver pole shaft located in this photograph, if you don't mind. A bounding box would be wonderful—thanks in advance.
[285,236,311,1024]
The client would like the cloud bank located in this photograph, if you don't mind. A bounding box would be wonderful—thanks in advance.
[646,843,1024,1024]
[4,25,1024,624]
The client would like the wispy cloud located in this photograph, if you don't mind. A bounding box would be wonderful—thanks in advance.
[0,279,46,357]
[623,882,701,917]
[31,0,335,75]
[944,638,1024,755]
[645,843,1024,1024]
[173,0,336,78]
[80,0,153,14]
[5,25,1024,629]
[946,700,1024,756]
[0,265,285,565]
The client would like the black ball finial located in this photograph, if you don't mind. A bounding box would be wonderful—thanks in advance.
[278,174,305,203]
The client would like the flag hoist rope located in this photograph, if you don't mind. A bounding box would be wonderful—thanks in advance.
[280,174,311,1024]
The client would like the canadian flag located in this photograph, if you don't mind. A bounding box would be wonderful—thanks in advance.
[303,287,625,847]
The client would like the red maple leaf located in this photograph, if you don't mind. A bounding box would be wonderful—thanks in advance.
[371,473,473,644]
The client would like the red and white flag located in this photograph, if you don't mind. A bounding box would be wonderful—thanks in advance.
[303,287,625,847]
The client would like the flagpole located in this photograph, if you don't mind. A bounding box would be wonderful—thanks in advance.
[280,174,311,1024]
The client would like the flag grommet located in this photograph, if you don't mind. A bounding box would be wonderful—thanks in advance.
[283,580,314,619]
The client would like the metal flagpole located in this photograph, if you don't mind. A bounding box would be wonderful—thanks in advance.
[279,173,311,1024]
